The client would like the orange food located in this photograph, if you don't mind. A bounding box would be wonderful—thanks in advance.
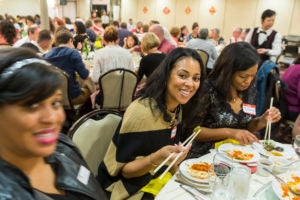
[226,150,254,160]
[280,174,300,199]
[191,163,210,172]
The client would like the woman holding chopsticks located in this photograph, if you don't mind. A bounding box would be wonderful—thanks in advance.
[184,42,282,158]
[96,48,205,200]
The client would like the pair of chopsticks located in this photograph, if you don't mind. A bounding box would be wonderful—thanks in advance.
[264,97,274,143]
[154,128,201,180]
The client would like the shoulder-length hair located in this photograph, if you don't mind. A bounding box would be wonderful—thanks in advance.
[75,21,86,34]
[208,42,259,101]
[137,47,205,122]
[0,48,62,107]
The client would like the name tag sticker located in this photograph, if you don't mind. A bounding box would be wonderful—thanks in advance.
[77,165,90,185]
[243,104,256,116]
[171,126,177,139]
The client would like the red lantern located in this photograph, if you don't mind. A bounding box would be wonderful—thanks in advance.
[209,6,216,15]
[163,7,171,15]
[142,6,148,14]
[185,6,191,15]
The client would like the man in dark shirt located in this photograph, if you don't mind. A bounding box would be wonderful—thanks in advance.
[117,22,132,47]
[44,30,90,105]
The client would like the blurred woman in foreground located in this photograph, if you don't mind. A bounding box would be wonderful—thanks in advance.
[0,48,104,199]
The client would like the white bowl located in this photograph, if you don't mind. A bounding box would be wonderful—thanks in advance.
[270,157,290,174]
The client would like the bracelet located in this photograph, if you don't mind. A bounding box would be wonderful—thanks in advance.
[148,153,158,167]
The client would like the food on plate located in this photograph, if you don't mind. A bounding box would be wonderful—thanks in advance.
[226,150,254,160]
[280,174,300,199]
[270,151,283,157]
[263,140,284,153]
[187,162,210,179]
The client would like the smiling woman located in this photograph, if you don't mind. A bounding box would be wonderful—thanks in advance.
[96,48,206,200]
[0,48,104,200]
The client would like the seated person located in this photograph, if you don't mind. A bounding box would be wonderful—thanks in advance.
[186,28,217,74]
[184,42,282,157]
[137,32,166,83]
[73,20,89,51]
[209,28,224,46]
[44,30,90,105]
[123,34,139,50]
[281,56,300,121]
[0,48,104,199]
[96,48,205,200]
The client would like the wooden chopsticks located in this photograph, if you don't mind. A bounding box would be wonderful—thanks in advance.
[264,97,274,143]
[154,128,201,180]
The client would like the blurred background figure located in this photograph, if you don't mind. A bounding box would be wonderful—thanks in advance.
[101,10,109,29]
[127,18,136,32]
[185,22,199,42]
[210,28,224,46]
[240,28,250,41]
[229,27,242,43]
[178,25,189,45]
[0,20,17,47]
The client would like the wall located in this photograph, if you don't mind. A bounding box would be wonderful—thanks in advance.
[121,0,300,42]
[0,0,40,16]
[77,0,91,20]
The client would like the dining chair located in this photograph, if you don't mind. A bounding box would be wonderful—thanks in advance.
[98,68,138,112]
[197,49,209,68]
[68,109,122,176]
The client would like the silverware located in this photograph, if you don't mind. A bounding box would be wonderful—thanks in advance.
[263,167,300,196]
[179,184,199,200]
[282,159,300,167]
[175,179,210,194]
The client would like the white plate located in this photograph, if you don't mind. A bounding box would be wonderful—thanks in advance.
[218,143,259,163]
[271,171,300,200]
[179,158,211,183]
[253,140,296,159]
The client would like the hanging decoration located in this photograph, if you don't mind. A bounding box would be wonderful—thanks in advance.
[209,6,216,15]
[185,6,191,15]
[142,6,148,14]
[163,7,171,15]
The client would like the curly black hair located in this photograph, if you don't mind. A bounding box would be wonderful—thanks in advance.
[74,21,86,34]
[0,20,16,45]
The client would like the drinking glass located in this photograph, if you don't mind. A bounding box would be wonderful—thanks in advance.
[293,135,300,156]
[227,165,251,200]
[209,152,232,200]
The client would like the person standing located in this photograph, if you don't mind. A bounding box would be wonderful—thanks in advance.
[101,11,109,29]
[245,9,282,64]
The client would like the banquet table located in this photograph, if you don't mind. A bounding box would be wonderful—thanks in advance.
[155,145,299,200]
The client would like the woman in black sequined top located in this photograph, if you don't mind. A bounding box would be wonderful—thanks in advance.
[183,42,282,157]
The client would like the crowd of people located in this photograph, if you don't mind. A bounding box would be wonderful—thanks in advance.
[0,7,299,200]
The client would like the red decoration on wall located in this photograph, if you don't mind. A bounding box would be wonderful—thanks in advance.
[142,6,148,14]
[209,6,216,15]
[163,7,171,15]
[185,6,191,15]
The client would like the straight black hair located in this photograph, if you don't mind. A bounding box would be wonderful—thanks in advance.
[75,21,86,34]
[0,48,62,107]
[261,9,276,21]
[137,47,205,122]
[208,42,259,101]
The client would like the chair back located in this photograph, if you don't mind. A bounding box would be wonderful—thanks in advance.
[197,49,209,68]
[99,68,137,111]
[68,110,122,176]
[55,67,74,110]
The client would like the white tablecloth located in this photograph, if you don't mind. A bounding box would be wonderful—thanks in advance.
[155,146,299,200]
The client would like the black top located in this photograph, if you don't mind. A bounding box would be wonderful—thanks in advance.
[186,80,257,158]
[137,53,166,83]
[42,191,82,200]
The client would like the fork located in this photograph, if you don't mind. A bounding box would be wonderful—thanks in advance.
[263,167,300,196]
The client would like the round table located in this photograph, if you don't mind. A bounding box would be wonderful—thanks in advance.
[155,145,299,200]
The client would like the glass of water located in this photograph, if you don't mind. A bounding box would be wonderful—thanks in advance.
[209,152,232,200]
[227,165,251,200]
[293,135,300,156]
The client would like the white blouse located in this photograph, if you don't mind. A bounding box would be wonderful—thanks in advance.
[92,45,135,83]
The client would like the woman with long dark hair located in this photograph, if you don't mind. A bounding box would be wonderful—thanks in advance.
[97,48,205,200]
[184,42,282,157]
[73,20,89,51]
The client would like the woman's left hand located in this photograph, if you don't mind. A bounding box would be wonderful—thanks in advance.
[262,107,282,123]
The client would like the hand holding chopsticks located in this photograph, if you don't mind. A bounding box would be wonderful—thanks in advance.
[153,127,201,179]
[264,97,274,143]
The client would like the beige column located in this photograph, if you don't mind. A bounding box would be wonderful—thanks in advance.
[39,0,50,30]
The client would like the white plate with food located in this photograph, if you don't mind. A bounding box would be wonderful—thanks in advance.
[218,143,259,163]
[253,140,296,159]
[179,158,211,183]
[271,171,300,200]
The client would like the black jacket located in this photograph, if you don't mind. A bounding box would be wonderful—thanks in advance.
[0,134,106,200]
